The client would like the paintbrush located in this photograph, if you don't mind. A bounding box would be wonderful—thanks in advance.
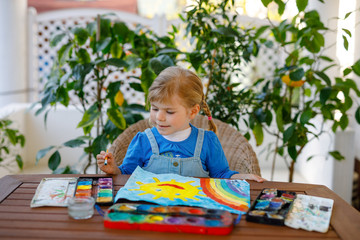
[104,149,108,165]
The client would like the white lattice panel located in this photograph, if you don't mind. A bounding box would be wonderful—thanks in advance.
[33,9,168,106]
[31,8,282,106]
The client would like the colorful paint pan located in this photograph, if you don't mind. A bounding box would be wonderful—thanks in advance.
[246,188,296,226]
[104,203,235,235]
[74,177,113,205]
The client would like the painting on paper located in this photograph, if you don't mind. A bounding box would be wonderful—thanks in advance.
[30,177,77,207]
[115,167,250,214]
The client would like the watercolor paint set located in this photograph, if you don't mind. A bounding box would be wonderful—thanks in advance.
[246,188,296,225]
[74,177,113,205]
[103,203,235,235]
[284,194,334,233]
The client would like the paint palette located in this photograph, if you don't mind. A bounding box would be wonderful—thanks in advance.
[74,177,113,206]
[246,188,296,225]
[104,203,235,235]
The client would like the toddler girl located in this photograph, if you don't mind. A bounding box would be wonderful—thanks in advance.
[97,66,265,182]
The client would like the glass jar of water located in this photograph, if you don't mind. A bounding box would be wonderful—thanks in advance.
[67,197,95,219]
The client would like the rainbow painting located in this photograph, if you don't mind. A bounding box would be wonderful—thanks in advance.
[200,178,250,212]
[115,167,250,214]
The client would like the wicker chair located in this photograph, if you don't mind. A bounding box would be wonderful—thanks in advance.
[109,115,261,176]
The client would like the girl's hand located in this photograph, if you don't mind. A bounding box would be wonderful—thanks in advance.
[96,151,121,175]
[231,173,266,183]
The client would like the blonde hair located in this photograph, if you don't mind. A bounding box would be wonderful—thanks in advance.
[148,66,217,133]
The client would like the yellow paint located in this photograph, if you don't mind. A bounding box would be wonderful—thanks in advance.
[131,177,206,201]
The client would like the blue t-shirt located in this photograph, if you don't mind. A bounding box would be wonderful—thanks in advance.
[119,124,238,178]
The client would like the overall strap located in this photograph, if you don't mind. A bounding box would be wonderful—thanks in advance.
[144,129,159,155]
[193,128,205,158]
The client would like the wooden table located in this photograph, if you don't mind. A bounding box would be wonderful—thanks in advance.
[0,174,359,240]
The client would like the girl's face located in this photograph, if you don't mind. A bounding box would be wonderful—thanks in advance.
[150,95,199,136]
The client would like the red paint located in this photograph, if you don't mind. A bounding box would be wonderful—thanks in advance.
[158,184,184,190]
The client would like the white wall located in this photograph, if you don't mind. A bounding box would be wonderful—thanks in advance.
[0,0,28,108]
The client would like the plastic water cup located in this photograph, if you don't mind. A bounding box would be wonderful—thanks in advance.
[67,197,95,220]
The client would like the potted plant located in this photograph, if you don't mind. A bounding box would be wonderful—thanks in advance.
[0,119,25,173]
[35,14,178,173]
[179,0,360,181]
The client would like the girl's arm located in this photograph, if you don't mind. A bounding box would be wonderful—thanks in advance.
[231,173,266,182]
[119,132,152,174]
[204,131,265,182]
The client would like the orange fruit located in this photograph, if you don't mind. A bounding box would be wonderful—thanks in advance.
[281,75,305,87]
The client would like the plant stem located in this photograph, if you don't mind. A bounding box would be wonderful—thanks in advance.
[271,131,280,181]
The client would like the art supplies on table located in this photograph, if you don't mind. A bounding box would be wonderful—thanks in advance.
[114,167,250,215]
[31,177,114,207]
[74,177,114,206]
[104,203,236,235]
[30,177,77,207]
[285,194,334,233]
[246,188,296,225]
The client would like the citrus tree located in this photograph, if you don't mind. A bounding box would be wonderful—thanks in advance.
[35,14,177,173]
[239,0,360,181]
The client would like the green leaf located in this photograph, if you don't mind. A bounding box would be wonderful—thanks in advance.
[329,151,345,161]
[255,25,269,38]
[344,11,352,19]
[113,21,130,40]
[276,107,284,132]
[77,104,101,128]
[343,35,349,50]
[261,0,272,7]
[320,87,332,105]
[5,129,17,145]
[288,146,298,161]
[107,108,126,130]
[124,54,142,70]
[106,58,129,68]
[300,109,312,125]
[283,124,295,143]
[63,139,86,148]
[252,123,264,146]
[16,154,23,170]
[48,150,61,171]
[304,88,311,97]
[189,52,202,70]
[296,0,308,12]
[290,68,305,81]
[351,59,360,76]
[339,114,349,130]
[355,107,360,124]
[96,37,112,52]
[149,55,174,75]
[129,83,143,92]
[315,71,331,86]
[72,27,89,46]
[342,28,352,37]
[76,48,91,64]
[343,68,352,76]
[274,0,285,15]
[86,21,97,36]
[110,42,122,58]
[58,42,73,66]
[140,66,156,94]
[50,32,66,47]
[92,134,109,159]
[319,56,333,62]
[36,146,55,164]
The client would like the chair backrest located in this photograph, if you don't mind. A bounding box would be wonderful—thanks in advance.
[109,115,261,176]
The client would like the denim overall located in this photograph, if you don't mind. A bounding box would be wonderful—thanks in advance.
[142,128,210,177]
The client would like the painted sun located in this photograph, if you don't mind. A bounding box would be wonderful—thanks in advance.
[130,177,206,201]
